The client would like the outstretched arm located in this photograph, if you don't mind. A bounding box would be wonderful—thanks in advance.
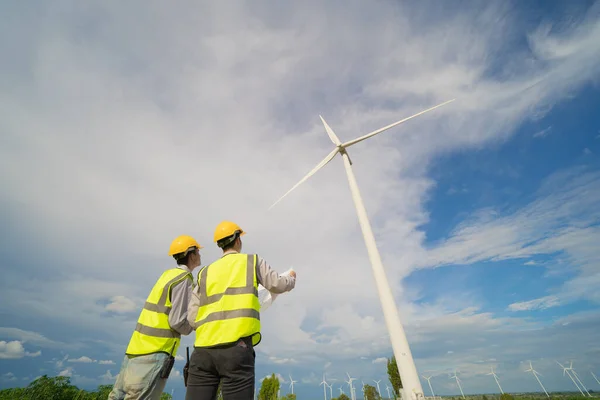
[256,256,296,294]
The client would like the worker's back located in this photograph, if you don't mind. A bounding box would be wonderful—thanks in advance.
[193,253,261,348]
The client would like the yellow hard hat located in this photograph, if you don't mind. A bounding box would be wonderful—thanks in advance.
[168,235,203,256]
[213,221,246,243]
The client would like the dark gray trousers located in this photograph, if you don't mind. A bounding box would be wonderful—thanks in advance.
[185,338,255,400]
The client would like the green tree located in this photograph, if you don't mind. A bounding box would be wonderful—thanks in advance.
[499,394,515,400]
[386,355,403,398]
[281,394,297,400]
[338,394,351,400]
[364,384,381,400]
[259,373,280,400]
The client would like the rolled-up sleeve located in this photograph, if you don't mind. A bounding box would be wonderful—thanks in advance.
[168,278,195,336]
[256,255,295,294]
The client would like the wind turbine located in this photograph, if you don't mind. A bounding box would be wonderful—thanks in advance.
[487,366,504,394]
[269,99,456,400]
[422,375,435,397]
[386,384,393,400]
[567,361,591,397]
[591,371,600,386]
[450,370,465,399]
[345,373,357,400]
[525,361,549,398]
[328,382,334,400]
[289,374,297,395]
[557,361,585,396]
[374,379,382,398]
[339,386,345,396]
[321,374,329,400]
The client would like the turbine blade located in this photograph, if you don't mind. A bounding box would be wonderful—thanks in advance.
[320,115,342,145]
[268,148,339,210]
[342,98,456,148]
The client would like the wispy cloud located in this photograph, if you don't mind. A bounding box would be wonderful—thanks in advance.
[533,126,552,138]
[422,167,600,309]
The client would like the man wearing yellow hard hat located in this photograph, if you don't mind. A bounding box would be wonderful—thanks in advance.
[108,235,203,400]
[185,221,296,400]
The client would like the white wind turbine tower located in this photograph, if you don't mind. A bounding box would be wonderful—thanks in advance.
[567,361,591,397]
[557,361,585,396]
[339,386,345,396]
[450,370,465,400]
[386,384,393,400]
[525,361,549,398]
[345,373,357,400]
[328,382,334,400]
[591,371,600,386]
[487,366,504,394]
[289,374,297,395]
[422,375,435,397]
[374,379,382,398]
[269,99,456,400]
[321,374,329,400]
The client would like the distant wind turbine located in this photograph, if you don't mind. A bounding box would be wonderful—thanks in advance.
[345,373,357,400]
[327,382,334,400]
[339,386,345,396]
[320,374,328,400]
[450,370,465,399]
[557,361,585,396]
[374,379,382,398]
[289,374,297,395]
[567,361,591,397]
[525,361,549,398]
[386,384,393,400]
[487,366,504,394]
[422,375,435,397]
[269,99,456,400]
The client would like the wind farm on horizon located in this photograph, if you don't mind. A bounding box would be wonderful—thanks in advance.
[257,359,599,400]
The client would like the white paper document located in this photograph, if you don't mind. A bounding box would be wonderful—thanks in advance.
[257,268,294,311]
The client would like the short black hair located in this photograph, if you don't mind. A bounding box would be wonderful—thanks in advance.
[173,247,197,266]
[217,232,240,251]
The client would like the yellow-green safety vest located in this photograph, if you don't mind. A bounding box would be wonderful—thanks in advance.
[193,253,261,347]
[125,268,192,356]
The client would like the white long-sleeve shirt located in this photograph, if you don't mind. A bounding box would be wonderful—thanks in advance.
[168,264,195,336]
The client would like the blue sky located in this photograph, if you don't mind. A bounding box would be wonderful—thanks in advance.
[1,1,600,399]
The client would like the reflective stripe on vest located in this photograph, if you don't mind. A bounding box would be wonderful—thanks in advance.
[125,268,192,356]
[194,253,261,347]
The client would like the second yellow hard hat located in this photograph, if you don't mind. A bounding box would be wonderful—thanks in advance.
[213,221,246,243]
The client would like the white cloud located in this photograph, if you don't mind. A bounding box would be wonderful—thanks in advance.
[100,369,116,383]
[533,126,552,138]
[99,359,116,365]
[175,354,184,361]
[105,295,139,313]
[58,367,74,377]
[372,357,387,364]
[1,372,17,382]
[421,168,600,309]
[68,355,95,363]
[0,1,599,394]
[508,296,561,311]
[0,340,42,359]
